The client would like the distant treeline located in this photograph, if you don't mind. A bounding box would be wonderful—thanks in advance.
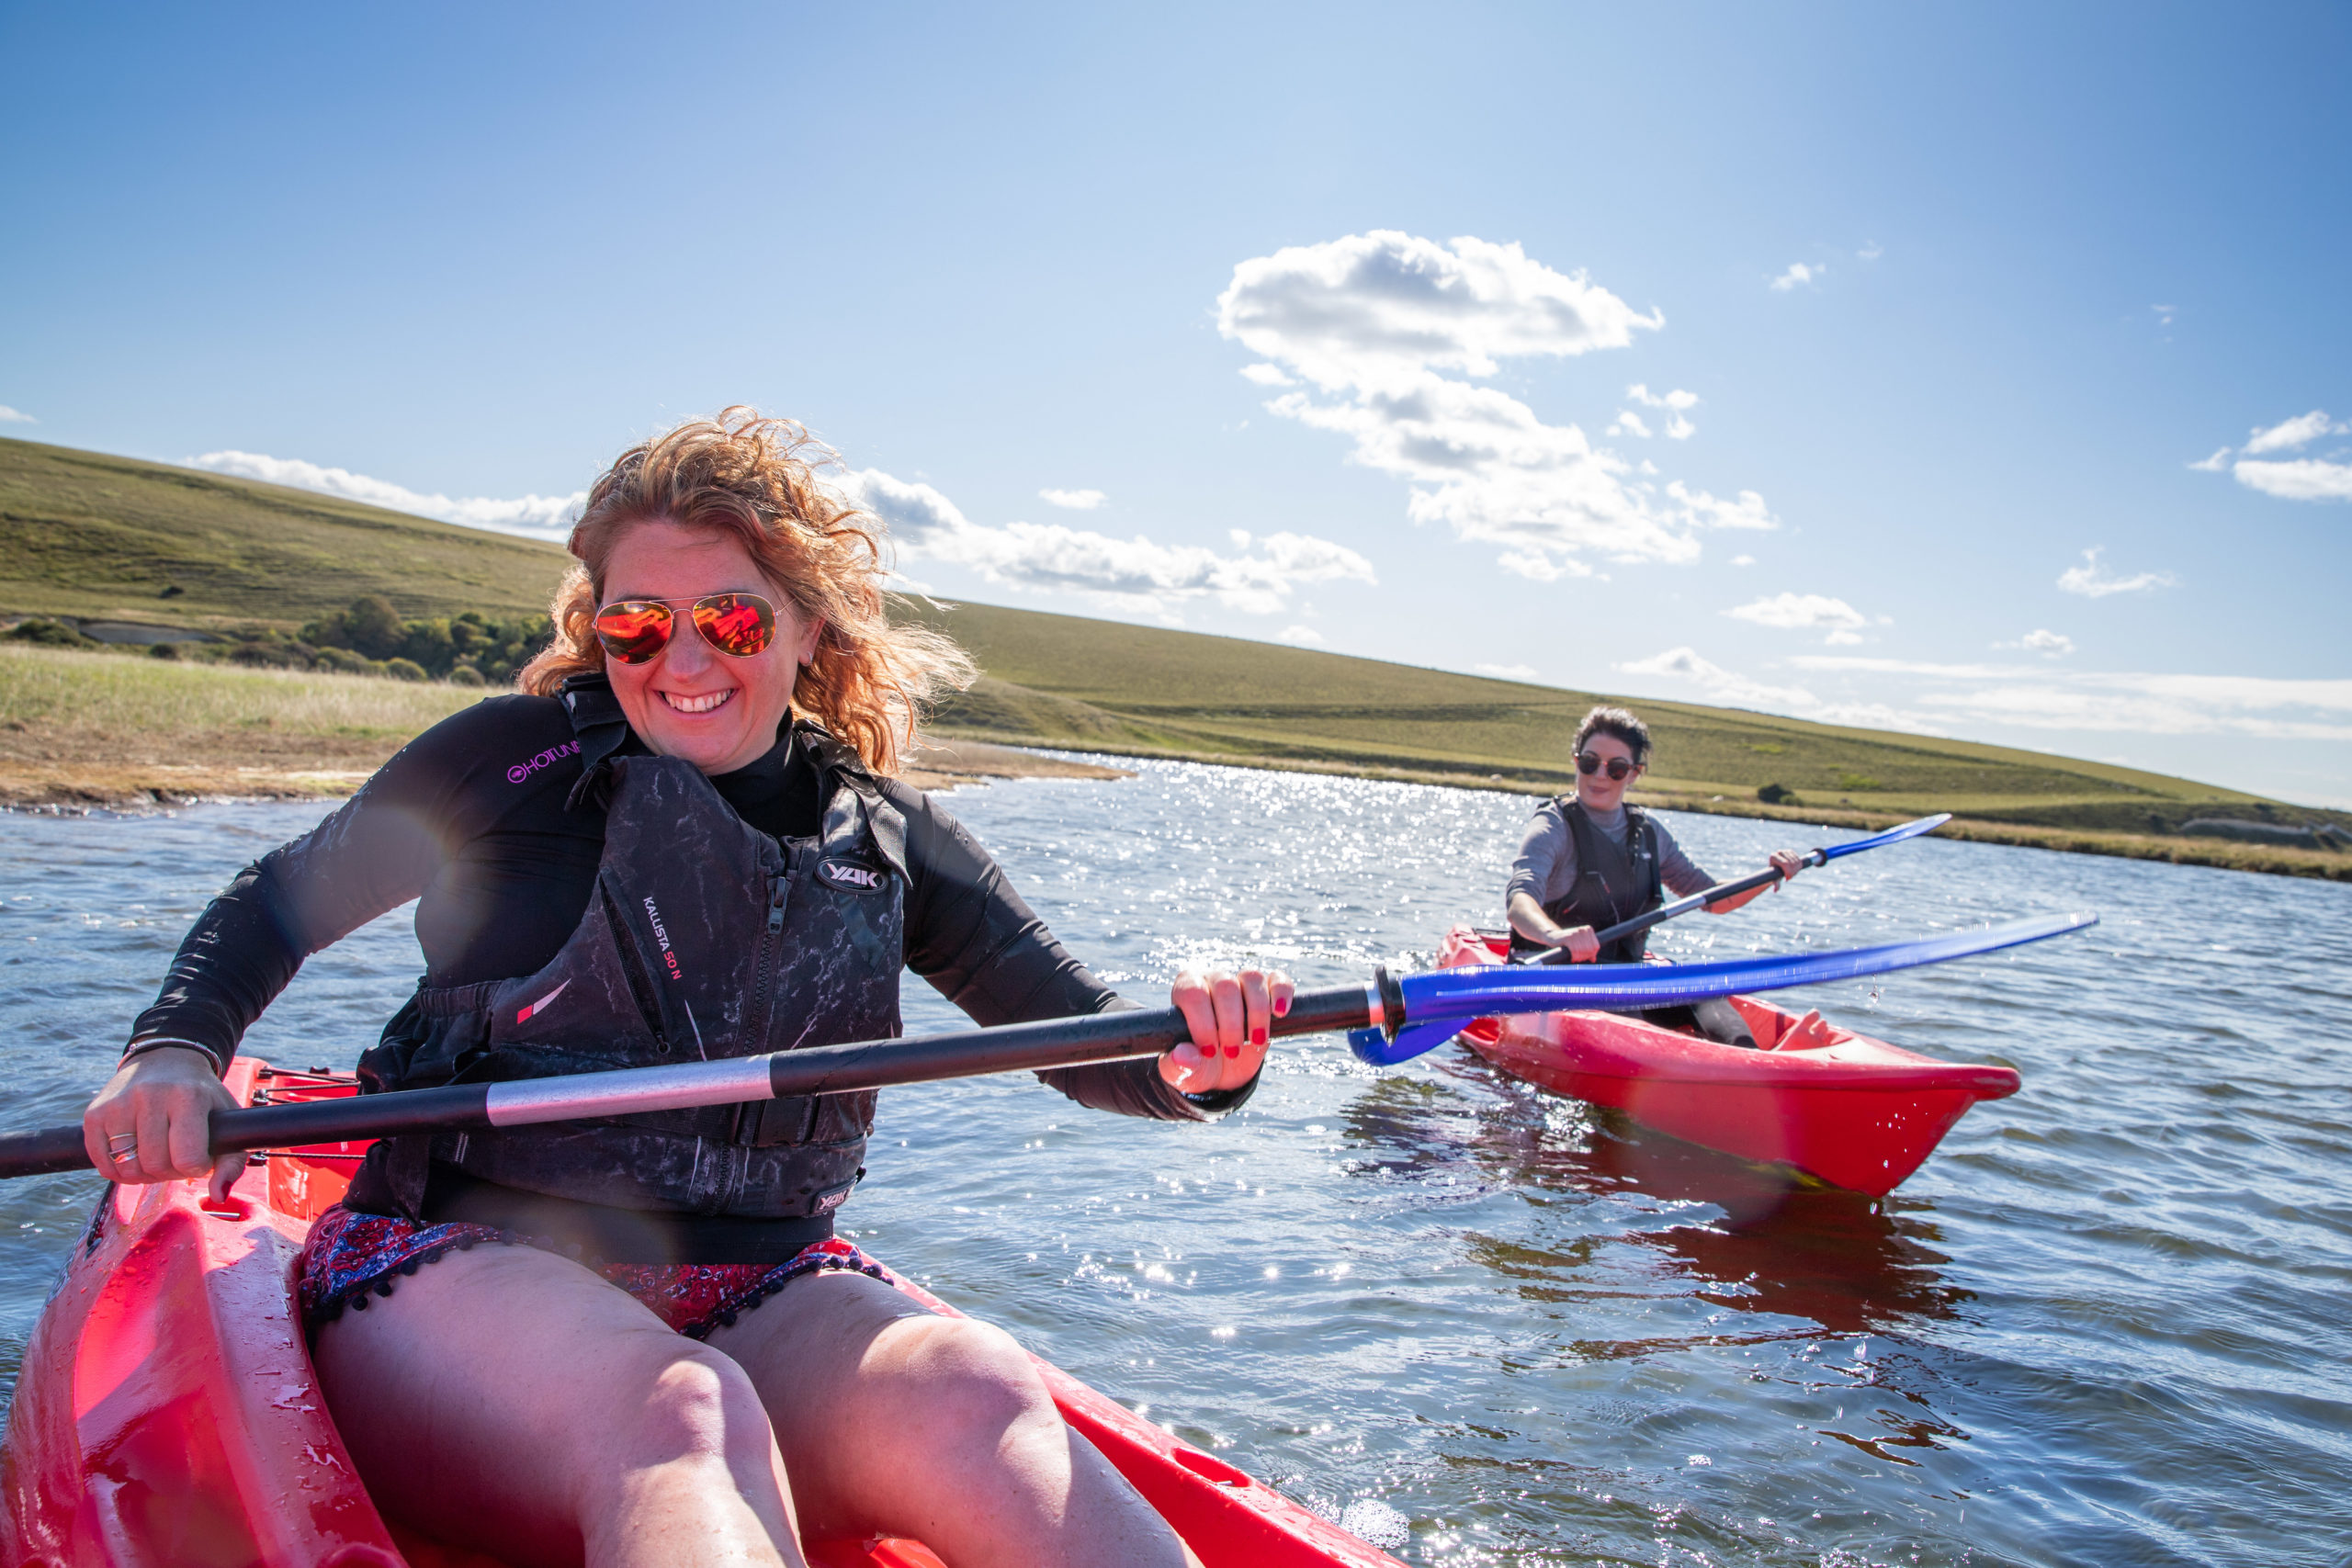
[6,595,553,686]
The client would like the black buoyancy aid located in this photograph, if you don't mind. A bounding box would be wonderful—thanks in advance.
[353,675,908,1222]
[1513,797,1664,964]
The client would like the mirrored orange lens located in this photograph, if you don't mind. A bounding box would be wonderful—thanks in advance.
[594,602,674,664]
[691,593,776,658]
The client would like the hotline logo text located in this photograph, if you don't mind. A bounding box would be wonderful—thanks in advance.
[507,739,582,784]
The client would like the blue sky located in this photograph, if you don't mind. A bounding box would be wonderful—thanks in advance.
[5,3,2347,803]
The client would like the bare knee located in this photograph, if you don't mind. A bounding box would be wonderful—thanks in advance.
[594,1347,777,1483]
[892,1319,1062,1458]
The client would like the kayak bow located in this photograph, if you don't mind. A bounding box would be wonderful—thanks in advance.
[0,1061,1406,1568]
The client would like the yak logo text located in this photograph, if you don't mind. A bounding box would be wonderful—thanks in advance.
[820,859,884,893]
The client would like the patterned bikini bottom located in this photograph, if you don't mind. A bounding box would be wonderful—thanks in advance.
[296,1203,891,1339]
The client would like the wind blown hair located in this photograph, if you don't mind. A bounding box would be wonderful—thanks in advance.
[1572,705,1652,766]
[520,408,973,775]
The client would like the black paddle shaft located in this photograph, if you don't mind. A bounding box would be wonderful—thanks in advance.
[1531,863,1785,966]
[0,981,1382,1180]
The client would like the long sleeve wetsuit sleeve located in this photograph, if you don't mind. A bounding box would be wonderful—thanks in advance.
[1652,821,1713,898]
[124,709,495,1071]
[1504,802,1569,910]
[890,783,1251,1122]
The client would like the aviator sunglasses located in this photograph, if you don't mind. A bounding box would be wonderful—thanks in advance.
[593,592,778,664]
[1576,750,1638,781]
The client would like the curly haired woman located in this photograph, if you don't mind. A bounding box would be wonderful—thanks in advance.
[85,410,1285,1567]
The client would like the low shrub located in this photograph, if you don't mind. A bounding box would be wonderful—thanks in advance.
[7,617,99,649]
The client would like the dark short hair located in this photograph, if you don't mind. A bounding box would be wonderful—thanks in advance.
[1573,705,1652,766]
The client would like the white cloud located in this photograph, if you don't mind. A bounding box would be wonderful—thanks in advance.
[1796,655,2352,741]
[1625,384,1698,411]
[1476,661,1540,681]
[1219,231,1774,581]
[1724,592,1876,644]
[1609,410,1654,439]
[2243,409,2342,455]
[1274,626,1325,647]
[0,405,36,424]
[190,450,584,536]
[2153,304,2177,328]
[2057,547,2176,598]
[2234,457,2352,502]
[1730,554,1757,567]
[1219,230,1663,388]
[1238,363,1295,387]
[2188,411,2352,502]
[1997,628,2075,656]
[1496,548,1593,581]
[1857,242,1883,262]
[1769,262,1822,292]
[1664,412,1695,441]
[841,468,1374,619]
[1038,487,1106,510]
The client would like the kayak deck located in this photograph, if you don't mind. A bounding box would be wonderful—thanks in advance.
[0,1060,1398,1568]
[1438,927,2019,1195]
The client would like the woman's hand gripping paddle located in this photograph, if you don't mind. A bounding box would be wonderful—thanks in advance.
[0,906,2087,1179]
[1529,812,1953,967]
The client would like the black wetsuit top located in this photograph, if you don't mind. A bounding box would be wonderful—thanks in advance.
[130,694,1245,1131]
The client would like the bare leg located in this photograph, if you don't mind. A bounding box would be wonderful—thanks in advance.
[311,1242,800,1568]
[707,1270,1192,1567]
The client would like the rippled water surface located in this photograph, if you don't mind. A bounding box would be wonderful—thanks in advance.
[5,759,2349,1567]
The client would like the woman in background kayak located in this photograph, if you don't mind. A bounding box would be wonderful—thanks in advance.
[80,410,1287,1568]
[1507,705,1804,1049]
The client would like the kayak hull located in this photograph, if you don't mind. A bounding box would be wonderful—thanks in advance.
[2,1061,1396,1568]
[1438,927,2019,1196]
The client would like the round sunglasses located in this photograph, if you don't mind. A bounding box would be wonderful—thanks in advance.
[593,592,778,664]
[1576,750,1638,781]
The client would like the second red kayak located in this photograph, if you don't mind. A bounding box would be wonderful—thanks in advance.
[1437,927,2019,1195]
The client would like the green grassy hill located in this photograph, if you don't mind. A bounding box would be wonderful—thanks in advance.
[897,600,2319,838]
[6,434,2345,867]
[0,436,571,626]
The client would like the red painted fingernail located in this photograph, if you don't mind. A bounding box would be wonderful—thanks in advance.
[1274,997,1290,1016]
[1252,1027,1266,1046]
[1225,1043,1241,1058]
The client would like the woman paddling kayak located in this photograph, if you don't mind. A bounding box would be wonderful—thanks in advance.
[80,409,1291,1568]
[1505,705,1813,1049]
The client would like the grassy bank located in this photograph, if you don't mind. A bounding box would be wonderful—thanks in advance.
[4,434,2346,879]
[0,645,1120,807]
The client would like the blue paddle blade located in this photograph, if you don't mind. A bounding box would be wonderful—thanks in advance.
[1814,811,1951,863]
[1348,1020,1463,1067]
[1366,910,2094,1066]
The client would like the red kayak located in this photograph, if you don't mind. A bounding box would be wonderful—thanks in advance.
[1437,927,2019,1196]
[0,1060,1400,1568]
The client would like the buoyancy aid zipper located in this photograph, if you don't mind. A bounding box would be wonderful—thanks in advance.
[747,863,791,1040]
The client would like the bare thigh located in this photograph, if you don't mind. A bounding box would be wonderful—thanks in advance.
[310,1242,794,1567]
[707,1269,1190,1566]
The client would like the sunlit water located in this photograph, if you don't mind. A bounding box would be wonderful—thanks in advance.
[5,758,2348,1567]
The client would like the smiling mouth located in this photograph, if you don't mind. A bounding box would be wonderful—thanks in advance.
[660,689,736,716]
